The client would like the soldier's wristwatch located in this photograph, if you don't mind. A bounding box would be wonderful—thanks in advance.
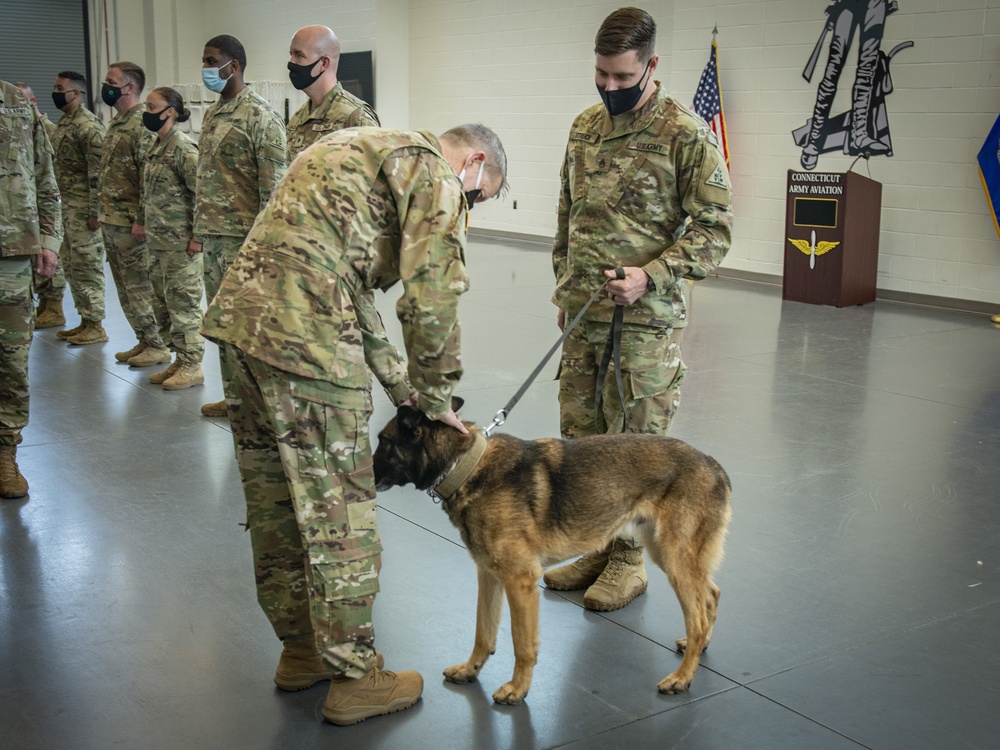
[645,274,656,293]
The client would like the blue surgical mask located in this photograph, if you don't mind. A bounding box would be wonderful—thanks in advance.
[202,59,234,94]
[458,161,484,210]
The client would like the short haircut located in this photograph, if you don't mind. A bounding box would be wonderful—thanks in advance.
[595,7,657,63]
[152,87,191,123]
[441,123,509,199]
[205,34,248,72]
[57,71,88,91]
[110,61,146,93]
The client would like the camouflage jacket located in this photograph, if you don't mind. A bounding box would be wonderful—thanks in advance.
[552,84,733,329]
[98,103,154,227]
[39,114,56,140]
[143,127,198,243]
[287,83,379,160]
[0,81,62,257]
[194,86,286,240]
[52,104,105,216]
[201,128,469,420]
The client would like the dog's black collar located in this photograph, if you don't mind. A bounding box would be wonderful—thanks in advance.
[431,430,488,501]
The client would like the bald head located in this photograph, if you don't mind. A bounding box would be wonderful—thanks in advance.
[291,25,340,64]
[288,25,343,100]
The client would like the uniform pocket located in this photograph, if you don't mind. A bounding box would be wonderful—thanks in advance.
[316,557,381,601]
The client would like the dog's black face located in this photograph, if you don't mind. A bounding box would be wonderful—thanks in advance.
[373,397,465,492]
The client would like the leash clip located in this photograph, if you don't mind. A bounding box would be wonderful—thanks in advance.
[483,409,507,438]
[426,487,443,504]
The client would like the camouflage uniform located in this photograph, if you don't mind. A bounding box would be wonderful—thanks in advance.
[48,104,106,320]
[98,103,161,346]
[201,128,468,676]
[143,127,204,364]
[33,114,67,301]
[0,81,62,446]
[194,85,286,302]
[286,83,379,160]
[553,84,732,439]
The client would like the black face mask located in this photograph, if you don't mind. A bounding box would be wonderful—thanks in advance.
[52,91,73,110]
[142,109,169,133]
[287,59,323,91]
[101,82,124,107]
[597,59,652,116]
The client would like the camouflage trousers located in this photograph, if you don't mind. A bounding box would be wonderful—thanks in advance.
[148,234,205,364]
[0,257,34,446]
[223,345,382,678]
[103,224,162,347]
[203,235,245,389]
[55,208,106,320]
[559,321,687,439]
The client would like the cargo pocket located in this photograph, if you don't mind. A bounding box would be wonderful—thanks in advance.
[315,556,381,602]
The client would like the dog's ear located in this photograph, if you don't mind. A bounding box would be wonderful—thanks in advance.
[451,396,465,413]
[396,404,424,438]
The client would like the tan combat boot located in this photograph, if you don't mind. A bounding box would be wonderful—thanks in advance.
[582,538,648,612]
[128,346,171,368]
[35,299,66,329]
[274,636,333,691]
[274,637,385,692]
[148,359,180,384]
[162,363,205,390]
[57,322,84,340]
[66,320,109,345]
[0,445,29,499]
[201,400,228,418]
[543,543,612,590]
[322,668,423,725]
[115,341,146,362]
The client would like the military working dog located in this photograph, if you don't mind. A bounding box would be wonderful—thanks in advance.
[373,398,732,705]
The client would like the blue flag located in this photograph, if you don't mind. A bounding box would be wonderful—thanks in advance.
[977,113,1000,240]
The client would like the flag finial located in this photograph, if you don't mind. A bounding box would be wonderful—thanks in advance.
[712,25,718,41]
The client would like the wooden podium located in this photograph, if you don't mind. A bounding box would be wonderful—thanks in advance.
[783,170,882,307]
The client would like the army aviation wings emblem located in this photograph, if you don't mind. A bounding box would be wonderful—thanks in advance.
[788,229,840,269]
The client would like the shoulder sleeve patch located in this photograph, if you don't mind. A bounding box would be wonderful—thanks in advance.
[706,164,729,190]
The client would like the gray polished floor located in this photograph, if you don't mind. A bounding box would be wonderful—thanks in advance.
[3,237,999,750]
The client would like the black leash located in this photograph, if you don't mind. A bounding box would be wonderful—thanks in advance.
[483,268,627,437]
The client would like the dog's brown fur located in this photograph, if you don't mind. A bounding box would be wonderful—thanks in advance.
[373,398,732,704]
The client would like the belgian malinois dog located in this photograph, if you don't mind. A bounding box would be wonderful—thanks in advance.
[373,398,732,705]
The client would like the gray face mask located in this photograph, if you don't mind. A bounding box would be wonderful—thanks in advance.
[597,59,652,116]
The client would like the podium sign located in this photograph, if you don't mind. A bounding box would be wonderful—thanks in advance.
[783,170,882,307]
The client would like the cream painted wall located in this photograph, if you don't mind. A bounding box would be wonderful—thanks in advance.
[87,0,1000,306]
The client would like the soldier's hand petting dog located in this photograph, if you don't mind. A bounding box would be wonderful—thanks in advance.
[402,391,468,434]
[605,266,651,305]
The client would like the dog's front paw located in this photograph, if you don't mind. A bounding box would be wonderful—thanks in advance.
[657,672,692,694]
[443,663,479,684]
[492,681,527,705]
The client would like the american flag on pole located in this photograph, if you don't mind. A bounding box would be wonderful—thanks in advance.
[693,38,730,169]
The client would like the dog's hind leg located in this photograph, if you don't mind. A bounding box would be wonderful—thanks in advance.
[444,566,504,685]
[491,569,541,705]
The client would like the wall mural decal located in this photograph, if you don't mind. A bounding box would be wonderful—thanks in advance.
[793,0,914,170]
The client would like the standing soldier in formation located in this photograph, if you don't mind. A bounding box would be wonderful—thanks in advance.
[0,79,61,499]
[543,7,733,610]
[141,87,205,391]
[200,123,507,725]
[284,24,414,442]
[285,24,379,158]
[13,82,65,330]
[48,72,108,345]
[192,34,286,418]
[98,61,170,364]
